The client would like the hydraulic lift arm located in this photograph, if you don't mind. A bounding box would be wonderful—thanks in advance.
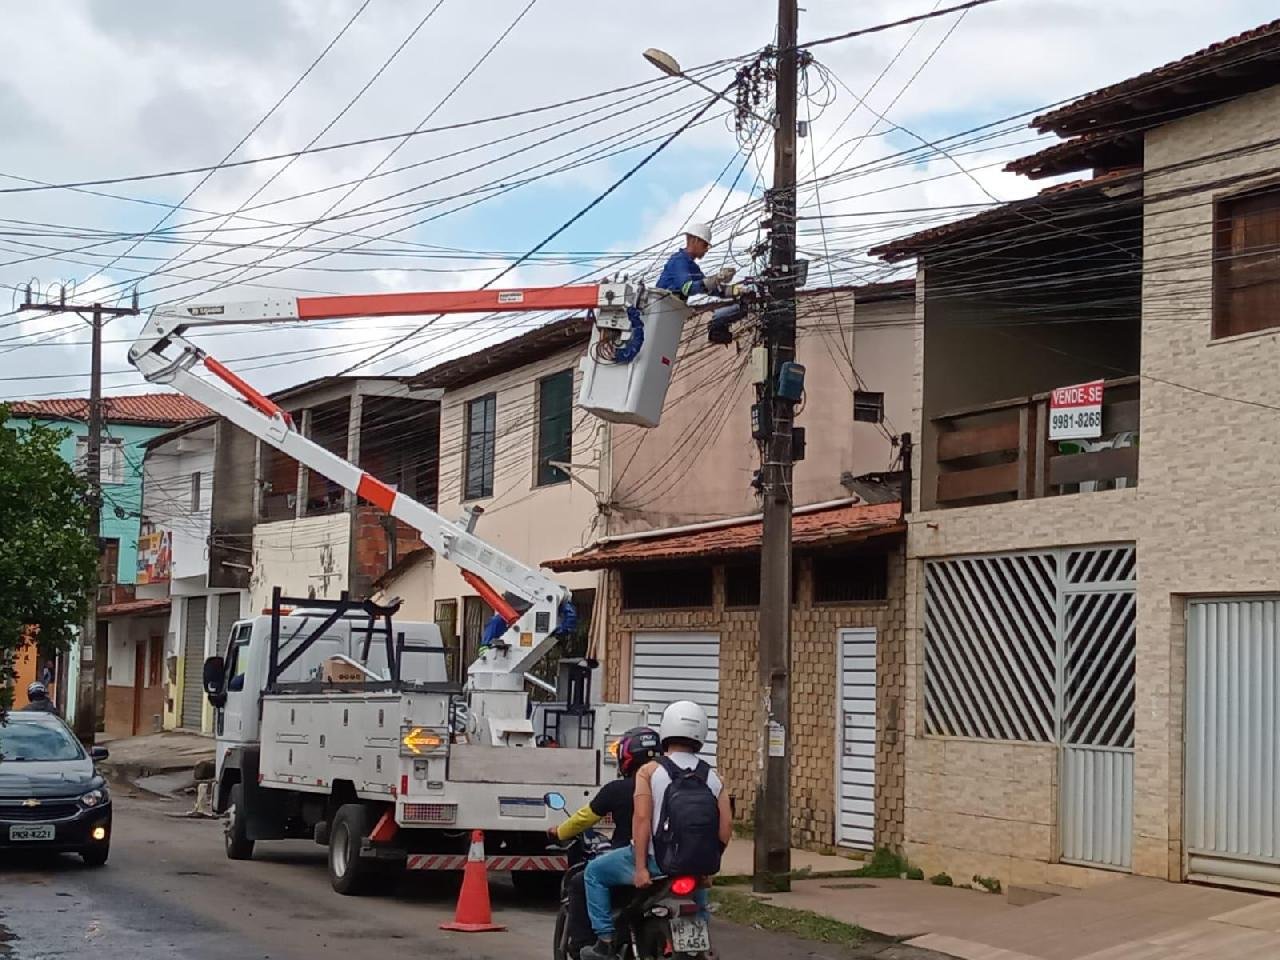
[128,283,638,692]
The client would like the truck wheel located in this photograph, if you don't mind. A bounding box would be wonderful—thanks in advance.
[329,804,380,895]
[225,783,254,861]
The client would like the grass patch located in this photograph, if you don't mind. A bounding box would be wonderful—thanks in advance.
[711,889,869,948]
[905,866,925,881]
[929,872,953,886]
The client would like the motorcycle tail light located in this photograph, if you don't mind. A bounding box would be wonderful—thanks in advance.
[671,876,697,896]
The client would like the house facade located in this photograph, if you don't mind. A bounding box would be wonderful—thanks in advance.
[404,317,604,683]
[548,282,918,853]
[871,19,1280,890]
[135,418,253,734]
[5,394,208,732]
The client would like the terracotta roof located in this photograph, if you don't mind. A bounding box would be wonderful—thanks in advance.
[1003,130,1143,181]
[546,501,903,572]
[97,598,171,618]
[411,315,593,391]
[869,169,1140,263]
[1033,18,1280,137]
[8,394,210,426]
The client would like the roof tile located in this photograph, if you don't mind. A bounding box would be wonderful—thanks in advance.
[546,501,903,572]
[7,394,210,425]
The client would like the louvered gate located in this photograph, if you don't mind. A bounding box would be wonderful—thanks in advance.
[924,545,1136,870]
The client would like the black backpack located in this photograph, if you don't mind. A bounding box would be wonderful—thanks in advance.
[653,757,722,876]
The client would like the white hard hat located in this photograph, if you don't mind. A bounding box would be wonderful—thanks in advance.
[685,222,713,245]
[659,700,709,749]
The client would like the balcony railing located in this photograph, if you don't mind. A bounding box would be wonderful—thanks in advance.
[931,377,1139,509]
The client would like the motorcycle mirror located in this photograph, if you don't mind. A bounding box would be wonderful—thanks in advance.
[544,792,566,811]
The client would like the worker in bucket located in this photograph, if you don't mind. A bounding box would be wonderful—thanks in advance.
[657,223,736,300]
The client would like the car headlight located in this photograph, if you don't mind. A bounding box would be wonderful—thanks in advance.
[80,788,108,808]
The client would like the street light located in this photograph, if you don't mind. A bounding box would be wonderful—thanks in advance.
[642,47,777,128]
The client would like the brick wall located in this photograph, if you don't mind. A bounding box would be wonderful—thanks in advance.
[352,505,425,595]
[602,540,906,853]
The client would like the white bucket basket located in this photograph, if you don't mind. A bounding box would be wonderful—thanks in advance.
[576,293,690,428]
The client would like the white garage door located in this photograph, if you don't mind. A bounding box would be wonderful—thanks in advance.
[1186,598,1280,889]
[631,632,719,763]
[838,627,877,850]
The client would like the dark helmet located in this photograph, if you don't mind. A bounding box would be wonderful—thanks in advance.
[616,726,660,777]
[27,681,48,701]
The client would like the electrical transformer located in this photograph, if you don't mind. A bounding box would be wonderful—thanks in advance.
[576,292,691,428]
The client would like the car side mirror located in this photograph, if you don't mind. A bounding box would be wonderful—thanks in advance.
[203,656,228,707]
[90,746,109,762]
[203,656,225,696]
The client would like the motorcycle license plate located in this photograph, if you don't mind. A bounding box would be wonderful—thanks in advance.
[669,918,710,954]
[9,824,54,841]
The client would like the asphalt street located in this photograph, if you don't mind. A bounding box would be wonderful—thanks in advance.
[0,794,946,960]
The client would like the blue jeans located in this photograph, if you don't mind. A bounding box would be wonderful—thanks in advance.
[584,845,710,938]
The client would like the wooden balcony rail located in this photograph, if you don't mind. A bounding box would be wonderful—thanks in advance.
[932,377,1139,508]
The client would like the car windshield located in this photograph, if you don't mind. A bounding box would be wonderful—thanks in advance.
[0,720,83,762]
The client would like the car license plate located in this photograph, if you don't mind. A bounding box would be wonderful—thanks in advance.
[669,917,710,954]
[9,823,54,841]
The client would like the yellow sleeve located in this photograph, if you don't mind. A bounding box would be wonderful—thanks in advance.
[555,804,603,840]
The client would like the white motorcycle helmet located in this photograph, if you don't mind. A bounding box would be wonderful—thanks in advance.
[658,700,709,750]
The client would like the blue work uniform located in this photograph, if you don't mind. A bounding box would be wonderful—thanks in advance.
[657,248,709,299]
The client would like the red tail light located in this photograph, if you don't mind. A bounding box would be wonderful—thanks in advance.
[671,876,697,896]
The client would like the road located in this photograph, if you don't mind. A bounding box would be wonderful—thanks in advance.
[0,793,946,960]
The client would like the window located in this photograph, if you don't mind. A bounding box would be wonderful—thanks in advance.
[434,599,459,681]
[812,549,889,604]
[1213,184,1280,339]
[724,562,760,608]
[191,471,202,512]
[98,538,120,587]
[75,437,126,484]
[536,370,574,486]
[854,390,885,424]
[464,394,496,500]
[621,564,713,610]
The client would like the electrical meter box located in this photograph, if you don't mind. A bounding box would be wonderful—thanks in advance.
[577,293,690,428]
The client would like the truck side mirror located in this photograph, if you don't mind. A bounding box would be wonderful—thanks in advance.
[203,655,227,706]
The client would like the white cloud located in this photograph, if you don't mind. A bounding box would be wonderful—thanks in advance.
[0,0,1275,398]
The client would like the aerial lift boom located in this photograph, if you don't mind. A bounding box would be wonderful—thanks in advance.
[128,283,640,734]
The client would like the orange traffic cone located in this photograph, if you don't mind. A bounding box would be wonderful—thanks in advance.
[440,830,506,933]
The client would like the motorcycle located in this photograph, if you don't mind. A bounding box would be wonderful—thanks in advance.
[551,831,712,960]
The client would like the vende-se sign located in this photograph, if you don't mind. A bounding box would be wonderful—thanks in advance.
[1049,380,1104,440]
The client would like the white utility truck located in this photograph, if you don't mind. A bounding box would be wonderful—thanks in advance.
[128,282,689,895]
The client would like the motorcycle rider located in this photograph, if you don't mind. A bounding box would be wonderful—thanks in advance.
[549,727,661,955]
[581,701,731,960]
[20,681,59,715]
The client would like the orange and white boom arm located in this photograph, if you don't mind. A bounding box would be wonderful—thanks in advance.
[128,283,637,686]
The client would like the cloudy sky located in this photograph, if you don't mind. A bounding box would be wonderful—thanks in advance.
[0,0,1274,401]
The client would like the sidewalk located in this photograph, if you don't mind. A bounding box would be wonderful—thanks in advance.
[719,842,865,879]
[98,730,214,796]
[754,874,1280,960]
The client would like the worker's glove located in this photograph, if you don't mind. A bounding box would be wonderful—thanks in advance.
[716,267,737,285]
[703,276,722,295]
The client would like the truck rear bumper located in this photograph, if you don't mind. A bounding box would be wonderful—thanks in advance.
[405,853,567,871]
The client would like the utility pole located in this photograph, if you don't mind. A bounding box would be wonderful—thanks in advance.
[754,0,799,893]
[20,290,139,744]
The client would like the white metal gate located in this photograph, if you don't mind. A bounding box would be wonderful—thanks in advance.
[630,632,719,763]
[924,545,1136,870]
[1186,598,1280,888]
[837,628,877,850]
